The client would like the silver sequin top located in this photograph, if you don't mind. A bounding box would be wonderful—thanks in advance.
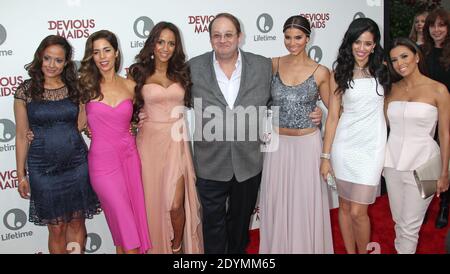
[271,72,319,129]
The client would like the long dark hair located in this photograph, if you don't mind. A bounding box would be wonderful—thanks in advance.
[78,30,121,103]
[333,17,389,95]
[129,22,192,122]
[21,35,79,102]
[423,8,450,70]
[387,37,427,85]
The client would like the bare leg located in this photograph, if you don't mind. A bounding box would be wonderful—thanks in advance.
[66,218,87,254]
[170,176,186,254]
[350,202,371,254]
[116,246,139,254]
[116,246,124,254]
[48,223,68,254]
[338,197,357,254]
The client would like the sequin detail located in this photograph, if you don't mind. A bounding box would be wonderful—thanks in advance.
[271,73,319,129]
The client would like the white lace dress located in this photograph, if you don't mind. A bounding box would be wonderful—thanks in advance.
[330,77,387,204]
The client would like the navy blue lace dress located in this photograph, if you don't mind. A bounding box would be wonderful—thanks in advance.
[14,82,101,226]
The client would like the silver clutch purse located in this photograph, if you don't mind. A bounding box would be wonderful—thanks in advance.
[327,173,337,190]
[413,154,450,199]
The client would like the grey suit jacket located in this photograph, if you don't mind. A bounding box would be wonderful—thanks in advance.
[189,50,272,182]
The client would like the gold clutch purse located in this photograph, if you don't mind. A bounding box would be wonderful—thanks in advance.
[413,154,450,199]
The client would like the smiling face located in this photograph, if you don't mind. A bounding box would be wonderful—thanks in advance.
[210,16,241,60]
[429,16,448,47]
[92,38,118,73]
[284,27,309,56]
[153,28,176,64]
[390,45,419,77]
[352,31,376,66]
[41,44,66,80]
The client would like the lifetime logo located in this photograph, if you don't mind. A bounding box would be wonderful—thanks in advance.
[0,24,6,45]
[256,14,273,33]
[254,14,276,42]
[0,119,16,143]
[85,233,102,253]
[3,208,26,230]
[133,16,154,39]
[1,209,33,242]
[308,45,323,63]
[354,12,366,20]
[0,24,13,57]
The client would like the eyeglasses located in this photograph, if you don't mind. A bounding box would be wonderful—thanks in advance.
[211,32,237,41]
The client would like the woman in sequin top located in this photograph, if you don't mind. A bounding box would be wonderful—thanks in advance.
[259,15,333,254]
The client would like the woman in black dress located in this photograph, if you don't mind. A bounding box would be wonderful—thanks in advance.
[14,35,101,253]
[422,8,450,229]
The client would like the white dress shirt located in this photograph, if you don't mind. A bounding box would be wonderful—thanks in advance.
[213,50,242,109]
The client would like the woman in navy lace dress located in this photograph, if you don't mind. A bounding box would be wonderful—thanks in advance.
[14,35,101,254]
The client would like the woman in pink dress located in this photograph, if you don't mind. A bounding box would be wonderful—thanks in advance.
[130,22,203,254]
[79,30,151,254]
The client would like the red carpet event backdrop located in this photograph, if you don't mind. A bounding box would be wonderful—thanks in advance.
[0,0,384,253]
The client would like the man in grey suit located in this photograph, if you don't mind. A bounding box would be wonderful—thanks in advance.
[189,13,322,254]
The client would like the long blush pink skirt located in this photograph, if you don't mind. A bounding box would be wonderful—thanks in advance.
[259,130,334,254]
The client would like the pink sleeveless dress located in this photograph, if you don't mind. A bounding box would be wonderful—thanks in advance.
[86,99,151,254]
[136,83,203,254]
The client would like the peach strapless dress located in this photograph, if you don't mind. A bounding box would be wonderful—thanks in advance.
[136,83,203,254]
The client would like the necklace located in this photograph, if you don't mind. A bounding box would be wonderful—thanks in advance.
[353,65,368,71]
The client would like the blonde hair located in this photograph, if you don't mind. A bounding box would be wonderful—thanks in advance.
[409,11,428,44]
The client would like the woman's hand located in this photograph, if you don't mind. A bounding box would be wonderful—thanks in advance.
[82,127,92,139]
[26,130,34,144]
[320,159,334,182]
[18,177,31,199]
[436,176,449,198]
[137,110,148,129]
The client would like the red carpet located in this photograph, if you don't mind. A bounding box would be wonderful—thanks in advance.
[246,194,449,254]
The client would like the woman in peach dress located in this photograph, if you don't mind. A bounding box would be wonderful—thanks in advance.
[130,22,203,254]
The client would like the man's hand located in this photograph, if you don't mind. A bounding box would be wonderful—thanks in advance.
[310,106,323,126]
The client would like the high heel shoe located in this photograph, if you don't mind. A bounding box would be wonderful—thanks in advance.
[171,241,182,254]
[435,205,449,229]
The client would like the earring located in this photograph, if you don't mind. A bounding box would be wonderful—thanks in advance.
[371,49,374,53]
[151,54,154,60]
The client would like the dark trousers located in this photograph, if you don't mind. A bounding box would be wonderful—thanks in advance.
[196,173,261,254]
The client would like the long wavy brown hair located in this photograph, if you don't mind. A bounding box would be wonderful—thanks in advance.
[409,11,428,44]
[422,8,450,70]
[78,30,121,103]
[129,22,192,122]
[21,35,79,102]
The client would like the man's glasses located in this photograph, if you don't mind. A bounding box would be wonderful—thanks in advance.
[211,32,237,41]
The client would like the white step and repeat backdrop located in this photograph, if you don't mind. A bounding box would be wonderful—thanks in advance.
[0,0,384,254]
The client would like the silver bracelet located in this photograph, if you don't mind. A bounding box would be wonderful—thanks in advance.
[320,153,331,160]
